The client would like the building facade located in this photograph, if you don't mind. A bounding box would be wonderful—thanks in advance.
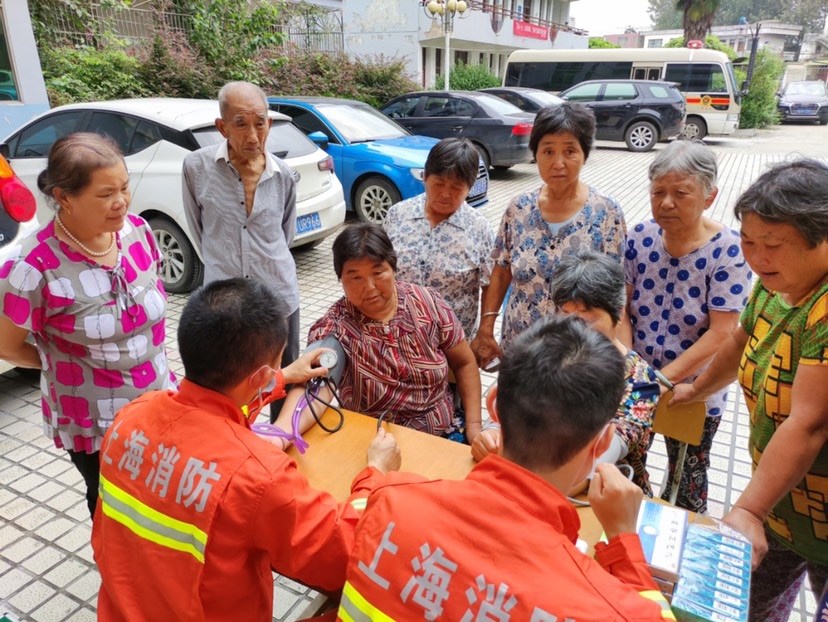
[335,0,587,87]
[0,0,49,138]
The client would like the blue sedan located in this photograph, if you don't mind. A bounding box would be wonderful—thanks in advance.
[268,96,488,223]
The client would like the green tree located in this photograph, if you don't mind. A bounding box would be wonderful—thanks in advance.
[589,37,621,48]
[648,0,682,29]
[186,0,284,82]
[736,48,784,128]
[676,0,721,42]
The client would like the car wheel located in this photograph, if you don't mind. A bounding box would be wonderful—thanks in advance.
[473,143,491,170]
[820,118,828,126]
[354,177,401,224]
[681,116,707,140]
[625,121,658,152]
[148,216,203,294]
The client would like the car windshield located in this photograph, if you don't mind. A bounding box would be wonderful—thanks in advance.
[526,91,563,106]
[317,103,407,143]
[474,94,524,115]
[785,82,826,97]
[191,120,316,158]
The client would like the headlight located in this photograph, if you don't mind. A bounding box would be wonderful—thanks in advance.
[410,168,425,182]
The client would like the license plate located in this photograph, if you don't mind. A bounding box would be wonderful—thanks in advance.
[470,176,488,197]
[296,212,322,234]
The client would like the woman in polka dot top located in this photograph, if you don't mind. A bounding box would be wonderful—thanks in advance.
[623,140,752,514]
[0,133,175,518]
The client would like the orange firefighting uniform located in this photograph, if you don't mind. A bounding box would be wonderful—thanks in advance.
[338,454,675,621]
[92,379,384,621]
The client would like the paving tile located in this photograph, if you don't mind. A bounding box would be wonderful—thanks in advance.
[37,458,73,479]
[8,472,48,495]
[44,487,85,512]
[63,606,97,622]
[20,546,67,575]
[0,495,37,521]
[43,558,90,589]
[0,567,33,599]
[64,570,101,603]
[15,505,59,532]
[1,536,43,564]
[6,579,55,613]
[54,524,92,554]
[34,516,77,541]
[29,481,68,503]
[0,523,25,548]
[29,593,82,622]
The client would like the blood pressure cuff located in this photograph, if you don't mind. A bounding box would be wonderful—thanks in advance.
[304,335,346,386]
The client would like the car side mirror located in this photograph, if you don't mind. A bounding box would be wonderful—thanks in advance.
[0,143,9,159]
[740,81,749,95]
[307,131,329,150]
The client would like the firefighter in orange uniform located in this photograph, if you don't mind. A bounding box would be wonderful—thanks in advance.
[92,278,401,621]
[338,315,676,621]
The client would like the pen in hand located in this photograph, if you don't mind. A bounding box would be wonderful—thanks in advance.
[377,412,388,432]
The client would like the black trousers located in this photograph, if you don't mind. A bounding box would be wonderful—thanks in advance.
[67,449,100,519]
[269,307,300,423]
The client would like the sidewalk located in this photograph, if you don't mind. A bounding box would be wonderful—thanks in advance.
[1,144,824,621]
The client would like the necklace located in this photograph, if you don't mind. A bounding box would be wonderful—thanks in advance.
[55,214,116,258]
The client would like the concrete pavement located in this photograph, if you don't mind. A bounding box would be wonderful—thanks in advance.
[1,124,825,621]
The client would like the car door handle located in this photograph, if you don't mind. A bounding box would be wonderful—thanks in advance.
[452,125,464,130]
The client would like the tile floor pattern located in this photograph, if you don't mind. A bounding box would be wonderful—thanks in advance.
[2,143,825,621]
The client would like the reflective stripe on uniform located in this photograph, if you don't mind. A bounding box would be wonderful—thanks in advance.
[350,498,368,511]
[99,474,208,563]
[338,581,395,622]
[640,590,677,620]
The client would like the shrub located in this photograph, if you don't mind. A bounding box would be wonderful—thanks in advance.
[433,62,500,90]
[737,49,784,129]
[589,37,620,49]
[138,32,221,99]
[39,46,150,106]
[263,49,419,107]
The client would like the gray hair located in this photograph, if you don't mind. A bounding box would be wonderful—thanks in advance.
[218,81,268,119]
[550,250,626,325]
[734,159,828,248]
[648,140,718,195]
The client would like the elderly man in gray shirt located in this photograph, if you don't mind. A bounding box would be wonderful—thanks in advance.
[183,81,300,420]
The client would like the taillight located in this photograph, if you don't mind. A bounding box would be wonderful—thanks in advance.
[512,123,533,136]
[317,156,334,173]
[0,156,36,223]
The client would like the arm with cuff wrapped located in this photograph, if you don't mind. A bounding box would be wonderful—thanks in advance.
[265,336,347,452]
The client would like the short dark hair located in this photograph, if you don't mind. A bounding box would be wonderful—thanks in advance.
[497,315,625,471]
[37,133,124,210]
[550,251,626,325]
[529,102,596,160]
[178,278,288,391]
[734,159,828,248]
[425,138,479,188]
[332,223,397,279]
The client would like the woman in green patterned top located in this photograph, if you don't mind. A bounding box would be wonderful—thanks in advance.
[672,160,828,622]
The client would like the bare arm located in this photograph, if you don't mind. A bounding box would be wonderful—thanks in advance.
[671,324,749,405]
[0,318,40,369]
[618,283,634,349]
[659,310,740,385]
[724,363,828,568]
[445,340,482,443]
[470,264,512,368]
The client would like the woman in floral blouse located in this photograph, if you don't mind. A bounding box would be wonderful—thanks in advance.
[471,102,626,369]
[473,251,660,496]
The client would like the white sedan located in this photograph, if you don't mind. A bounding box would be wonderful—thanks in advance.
[1,98,346,293]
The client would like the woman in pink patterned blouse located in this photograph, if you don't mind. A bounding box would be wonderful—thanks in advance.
[0,133,174,517]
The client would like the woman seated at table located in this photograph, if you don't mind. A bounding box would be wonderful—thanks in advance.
[278,223,482,444]
[473,251,661,496]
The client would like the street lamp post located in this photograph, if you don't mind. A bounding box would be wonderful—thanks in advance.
[425,0,469,90]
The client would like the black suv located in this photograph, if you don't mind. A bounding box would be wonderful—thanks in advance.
[558,80,686,152]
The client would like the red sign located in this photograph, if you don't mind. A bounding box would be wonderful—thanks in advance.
[513,20,549,40]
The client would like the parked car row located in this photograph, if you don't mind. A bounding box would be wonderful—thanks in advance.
[776,81,828,125]
[0,77,688,300]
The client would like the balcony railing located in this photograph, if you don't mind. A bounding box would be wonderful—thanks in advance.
[465,1,589,35]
